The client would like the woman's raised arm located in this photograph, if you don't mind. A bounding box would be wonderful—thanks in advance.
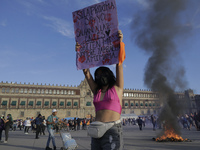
[83,69,97,94]
[116,30,125,92]
[76,42,97,94]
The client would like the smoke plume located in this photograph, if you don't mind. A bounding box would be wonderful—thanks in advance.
[132,0,189,135]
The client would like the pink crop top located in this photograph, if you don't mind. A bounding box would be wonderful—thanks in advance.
[93,86,122,114]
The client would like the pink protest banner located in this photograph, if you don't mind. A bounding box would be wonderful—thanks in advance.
[72,0,120,70]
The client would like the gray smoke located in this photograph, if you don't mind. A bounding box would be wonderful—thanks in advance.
[132,0,189,136]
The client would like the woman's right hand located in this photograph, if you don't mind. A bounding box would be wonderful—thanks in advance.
[75,42,80,52]
[83,68,89,74]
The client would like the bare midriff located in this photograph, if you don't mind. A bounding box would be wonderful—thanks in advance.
[95,110,121,122]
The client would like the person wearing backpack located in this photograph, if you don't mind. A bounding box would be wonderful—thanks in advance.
[2,114,13,143]
[35,114,43,139]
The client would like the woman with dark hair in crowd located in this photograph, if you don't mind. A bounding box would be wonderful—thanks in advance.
[41,116,46,135]
[35,114,43,139]
[76,30,125,150]
[2,114,13,143]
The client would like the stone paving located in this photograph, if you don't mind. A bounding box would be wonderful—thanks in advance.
[0,125,200,150]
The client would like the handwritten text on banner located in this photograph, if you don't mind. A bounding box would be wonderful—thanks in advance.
[73,0,119,70]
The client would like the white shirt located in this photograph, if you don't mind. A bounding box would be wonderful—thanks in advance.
[24,120,31,127]
[43,120,46,126]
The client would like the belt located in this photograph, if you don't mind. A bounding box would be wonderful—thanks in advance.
[106,119,121,125]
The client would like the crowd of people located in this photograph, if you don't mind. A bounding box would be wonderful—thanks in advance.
[0,113,94,143]
[121,112,200,132]
[179,112,200,131]
[0,111,200,149]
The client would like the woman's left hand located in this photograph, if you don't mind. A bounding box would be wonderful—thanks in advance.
[118,30,123,42]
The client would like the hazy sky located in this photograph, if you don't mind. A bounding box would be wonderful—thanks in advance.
[0,0,199,94]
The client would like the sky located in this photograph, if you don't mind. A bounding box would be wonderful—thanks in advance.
[0,0,200,94]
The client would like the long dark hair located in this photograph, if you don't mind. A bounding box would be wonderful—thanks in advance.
[7,114,13,122]
[94,66,116,93]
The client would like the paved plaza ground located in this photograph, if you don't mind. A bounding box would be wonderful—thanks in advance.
[0,125,200,150]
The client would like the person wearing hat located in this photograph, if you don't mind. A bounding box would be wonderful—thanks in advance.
[45,109,67,150]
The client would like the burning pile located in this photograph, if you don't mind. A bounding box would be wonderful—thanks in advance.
[155,128,191,142]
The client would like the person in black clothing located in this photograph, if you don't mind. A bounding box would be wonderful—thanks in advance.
[35,114,43,139]
[83,118,86,130]
[151,114,156,131]
[77,118,80,130]
[41,116,46,135]
[0,115,5,143]
[2,114,13,143]
[18,120,23,130]
[68,120,72,130]
[74,118,77,131]
[194,112,199,130]
[137,117,143,130]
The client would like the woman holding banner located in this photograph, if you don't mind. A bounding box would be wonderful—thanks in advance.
[76,30,125,150]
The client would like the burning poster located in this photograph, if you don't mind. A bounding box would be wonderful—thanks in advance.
[72,0,120,70]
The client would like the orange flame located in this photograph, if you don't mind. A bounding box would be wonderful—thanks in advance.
[156,129,185,142]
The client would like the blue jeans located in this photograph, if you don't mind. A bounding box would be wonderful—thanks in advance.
[91,123,123,150]
[46,128,56,147]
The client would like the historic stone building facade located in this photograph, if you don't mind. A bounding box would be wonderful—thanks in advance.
[0,80,198,119]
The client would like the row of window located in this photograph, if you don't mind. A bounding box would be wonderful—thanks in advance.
[123,93,185,99]
[1,101,92,107]
[123,93,159,98]
[2,100,159,107]
[1,88,76,95]
[124,102,160,107]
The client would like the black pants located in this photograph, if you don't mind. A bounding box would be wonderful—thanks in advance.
[74,125,77,131]
[5,126,10,141]
[41,125,46,135]
[153,123,156,130]
[19,125,22,130]
[36,125,41,138]
[24,126,30,133]
[139,124,142,130]
[0,129,3,141]
[77,125,80,130]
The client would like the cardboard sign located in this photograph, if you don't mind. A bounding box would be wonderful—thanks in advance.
[72,0,119,70]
